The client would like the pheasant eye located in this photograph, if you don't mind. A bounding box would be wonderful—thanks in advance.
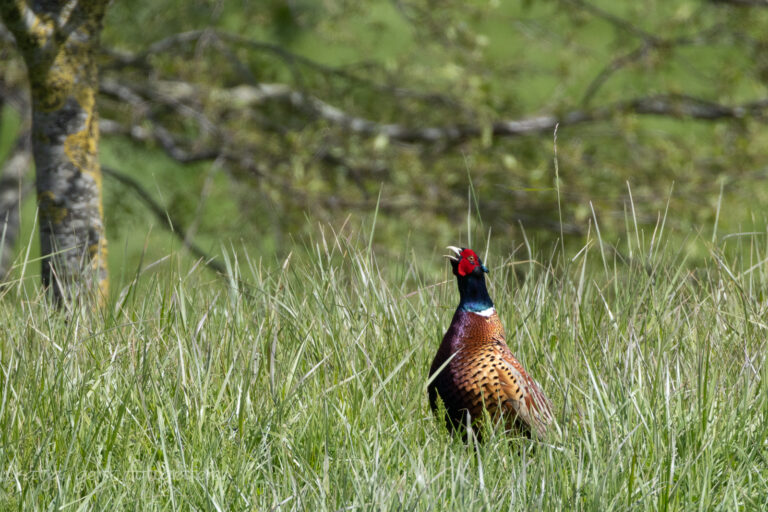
[457,258,476,276]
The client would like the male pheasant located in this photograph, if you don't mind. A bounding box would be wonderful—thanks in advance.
[428,246,554,439]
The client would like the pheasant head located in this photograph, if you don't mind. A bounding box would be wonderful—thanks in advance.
[446,246,493,314]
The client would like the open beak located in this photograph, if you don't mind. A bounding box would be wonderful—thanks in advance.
[444,245,462,261]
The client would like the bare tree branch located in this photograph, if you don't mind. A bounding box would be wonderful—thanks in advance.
[88,16,768,244]
[99,78,391,190]
[99,119,220,163]
[562,0,658,42]
[101,29,471,112]
[96,74,768,240]
[102,78,768,146]
[236,86,768,142]
[101,166,227,276]
[581,44,653,106]
[580,24,725,105]
[564,0,732,107]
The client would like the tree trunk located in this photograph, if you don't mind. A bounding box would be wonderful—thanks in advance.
[0,0,110,304]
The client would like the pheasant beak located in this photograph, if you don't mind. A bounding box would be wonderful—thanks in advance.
[445,245,462,262]
[481,264,489,273]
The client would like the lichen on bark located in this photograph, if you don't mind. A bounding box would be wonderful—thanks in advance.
[1,0,110,304]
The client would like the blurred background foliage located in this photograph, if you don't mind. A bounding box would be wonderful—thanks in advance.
[2,0,768,286]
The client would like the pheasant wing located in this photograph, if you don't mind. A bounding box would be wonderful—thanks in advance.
[494,346,554,438]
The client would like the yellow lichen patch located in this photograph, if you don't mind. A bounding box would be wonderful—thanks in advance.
[87,239,108,263]
[33,72,74,112]
[38,191,68,225]
[80,121,103,193]
[64,97,99,175]
[74,75,97,111]
[1,1,53,58]
[30,45,81,112]
[24,11,55,52]
[89,240,109,305]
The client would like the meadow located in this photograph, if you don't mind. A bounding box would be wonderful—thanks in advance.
[2,1,768,509]
[0,205,766,510]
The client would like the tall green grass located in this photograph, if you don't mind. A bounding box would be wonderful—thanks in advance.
[0,214,767,510]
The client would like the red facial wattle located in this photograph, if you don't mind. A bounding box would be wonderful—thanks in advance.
[457,249,480,276]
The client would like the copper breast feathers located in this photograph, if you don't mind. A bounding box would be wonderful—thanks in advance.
[428,310,553,438]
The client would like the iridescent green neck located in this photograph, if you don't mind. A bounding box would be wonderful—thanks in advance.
[456,273,494,313]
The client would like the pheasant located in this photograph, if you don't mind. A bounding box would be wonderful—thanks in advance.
[428,246,554,439]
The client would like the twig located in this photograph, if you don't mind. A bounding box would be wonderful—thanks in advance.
[581,43,654,106]
[562,0,658,41]
[100,29,471,112]
[101,166,227,276]
[99,119,220,164]
[581,24,725,105]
